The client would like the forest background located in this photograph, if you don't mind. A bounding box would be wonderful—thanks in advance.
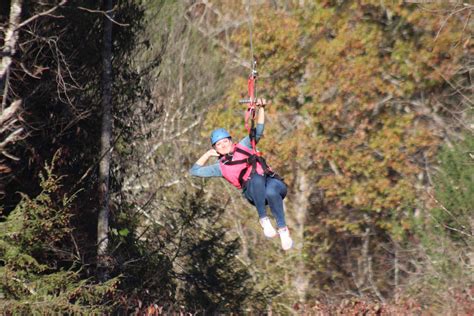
[0,0,472,314]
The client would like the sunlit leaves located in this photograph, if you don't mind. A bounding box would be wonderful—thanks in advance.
[201,0,468,301]
[207,1,465,228]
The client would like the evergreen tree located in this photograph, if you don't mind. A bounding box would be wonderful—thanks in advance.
[433,133,473,241]
[404,133,474,313]
[109,191,269,314]
[0,154,119,314]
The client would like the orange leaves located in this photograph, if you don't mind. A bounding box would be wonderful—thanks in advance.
[233,9,305,105]
[203,1,464,238]
[309,110,425,216]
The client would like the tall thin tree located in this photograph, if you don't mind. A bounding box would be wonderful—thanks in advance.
[97,0,113,279]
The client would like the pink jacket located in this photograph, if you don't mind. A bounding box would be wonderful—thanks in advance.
[219,143,264,189]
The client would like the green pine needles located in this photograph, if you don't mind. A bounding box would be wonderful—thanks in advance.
[0,152,118,314]
[406,133,474,311]
[433,133,474,242]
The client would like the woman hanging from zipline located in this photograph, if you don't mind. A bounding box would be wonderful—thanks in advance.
[189,97,293,251]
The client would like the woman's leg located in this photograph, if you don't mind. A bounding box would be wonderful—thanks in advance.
[243,174,267,219]
[265,177,292,250]
[244,174,278,238]
[265,177,288,228]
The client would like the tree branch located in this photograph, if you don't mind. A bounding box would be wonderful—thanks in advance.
[77,6,129,27]
[15,0,68,30]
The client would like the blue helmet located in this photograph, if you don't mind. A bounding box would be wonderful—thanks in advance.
[210,128,231,145]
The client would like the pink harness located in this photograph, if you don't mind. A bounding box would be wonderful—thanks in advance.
[219,143,264,189]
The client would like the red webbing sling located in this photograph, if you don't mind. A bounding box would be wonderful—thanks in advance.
[242,62,259,154]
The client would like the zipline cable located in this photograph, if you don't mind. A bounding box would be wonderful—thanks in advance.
[246,0,257,104]
[240,0,259,153]
[247,0,256,75]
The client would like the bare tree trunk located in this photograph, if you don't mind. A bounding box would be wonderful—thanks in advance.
[97,0,113,279]
[357,225,385,302]
[1,0,23,111]
[290,166,311,303]
[394,242,399,301]
[0,100,23,156]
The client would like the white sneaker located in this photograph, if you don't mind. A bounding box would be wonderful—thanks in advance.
[259,217,277,238]
[278,227,293,250]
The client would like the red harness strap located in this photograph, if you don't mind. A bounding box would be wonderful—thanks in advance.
[244,71,258,153]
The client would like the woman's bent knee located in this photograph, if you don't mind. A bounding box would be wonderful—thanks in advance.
[265,188,280,200]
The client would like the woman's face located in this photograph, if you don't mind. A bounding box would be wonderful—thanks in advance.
[214,137,232,155]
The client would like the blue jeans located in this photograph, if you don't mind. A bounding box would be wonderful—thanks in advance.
[243,174,288,228]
